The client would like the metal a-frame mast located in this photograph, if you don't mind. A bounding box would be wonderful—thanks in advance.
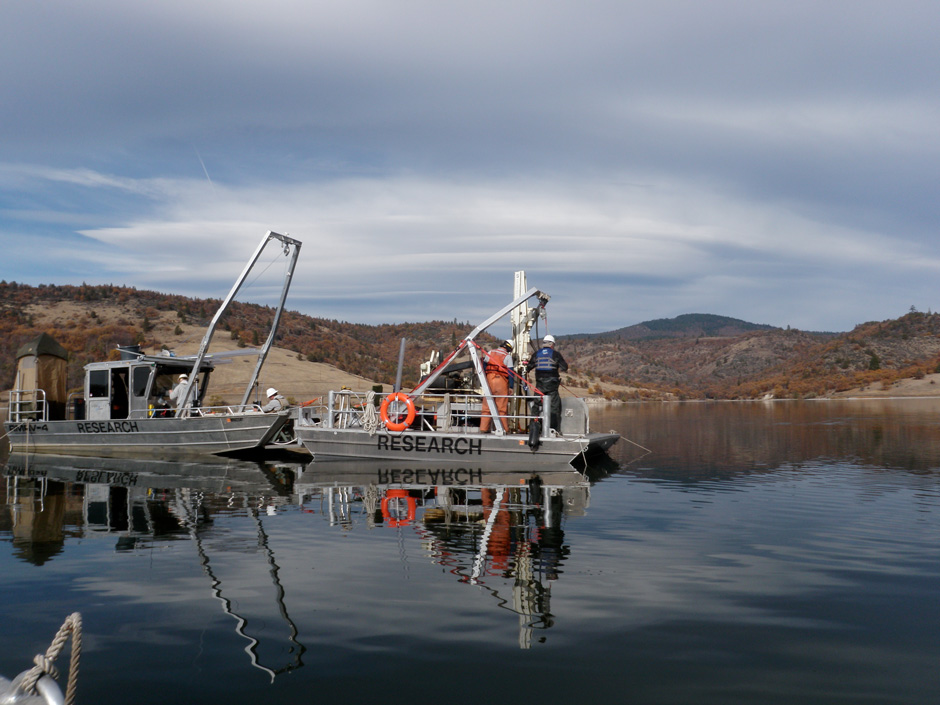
[409,284,550,434]
[176,230,302,415]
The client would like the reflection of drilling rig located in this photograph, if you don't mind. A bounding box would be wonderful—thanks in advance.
[294,464,591,648]
[429,483,568,649]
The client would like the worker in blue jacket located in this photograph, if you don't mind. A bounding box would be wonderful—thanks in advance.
[526,334,568,433]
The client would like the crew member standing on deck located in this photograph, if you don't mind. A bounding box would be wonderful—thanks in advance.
[480,341,514,433]
[169,373,197,409]
[526,335,568,433]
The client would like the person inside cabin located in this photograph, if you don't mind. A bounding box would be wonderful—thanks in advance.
[262,387,287,412]
[525,334,568,434]
[479,341,514,433]
[169,373,197,409]
[151,374,173,415]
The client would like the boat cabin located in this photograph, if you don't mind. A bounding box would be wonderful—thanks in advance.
[80,352,213,421]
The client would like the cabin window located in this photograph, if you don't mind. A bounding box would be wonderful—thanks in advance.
[132,366,151,397]
[111,369,129,420]
[88,370,109,398]
[153,373,175,398]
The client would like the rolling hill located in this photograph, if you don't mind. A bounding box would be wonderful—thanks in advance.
[566,313,778,341]
[2,281,940,402]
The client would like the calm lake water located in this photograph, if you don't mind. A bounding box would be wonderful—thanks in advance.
[2,399,939,704]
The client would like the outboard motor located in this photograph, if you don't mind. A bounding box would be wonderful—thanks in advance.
[527,473,543,505]
[528,400,542,450]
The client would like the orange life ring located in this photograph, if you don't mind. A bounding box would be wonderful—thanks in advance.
[381,489,417,527]
[380,392,415,432]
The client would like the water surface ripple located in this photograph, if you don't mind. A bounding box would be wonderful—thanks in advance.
[2,399,939,704]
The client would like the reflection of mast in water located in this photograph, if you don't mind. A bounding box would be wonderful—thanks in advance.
[293,466,590,649]
[3,455,308,676]
[418,482,568,649]
[178,490,306,681]
[469,489,552,649]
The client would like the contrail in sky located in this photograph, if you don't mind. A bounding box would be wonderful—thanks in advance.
[194,148,214,189]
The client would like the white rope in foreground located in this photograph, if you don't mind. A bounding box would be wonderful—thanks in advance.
[19,612,82,705]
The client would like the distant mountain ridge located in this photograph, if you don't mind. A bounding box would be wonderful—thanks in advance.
[559,310,940,400]
[565,313,778,341]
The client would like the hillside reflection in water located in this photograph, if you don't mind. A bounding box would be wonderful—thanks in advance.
[2,399,940,704]
[600,398,940,476]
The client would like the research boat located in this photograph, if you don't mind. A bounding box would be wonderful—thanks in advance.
[3,230,301,457]
[294,272,620,467]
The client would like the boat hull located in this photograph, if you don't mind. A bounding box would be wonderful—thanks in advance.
[295,426,619,467]
[3,412,290,457]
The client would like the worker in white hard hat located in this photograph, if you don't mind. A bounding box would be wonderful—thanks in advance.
[169,372,197,408]
[261,387,287,413]
[525,334,568,433]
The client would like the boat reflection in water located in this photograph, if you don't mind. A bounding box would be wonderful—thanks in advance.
[292,460,604,649]
[3,452,295,557]
[2,452,612,677]
[3,452,303,680]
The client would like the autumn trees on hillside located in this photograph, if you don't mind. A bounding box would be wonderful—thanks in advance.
[3,282,940,401]
[0,282,477,393]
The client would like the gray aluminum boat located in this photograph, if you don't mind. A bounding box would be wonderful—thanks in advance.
[4,230,301,457]
[295,272,620,467]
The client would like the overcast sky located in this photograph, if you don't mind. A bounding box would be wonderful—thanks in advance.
[2,1,938,335]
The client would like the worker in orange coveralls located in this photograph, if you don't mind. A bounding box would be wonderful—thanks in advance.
[480,341,514,433]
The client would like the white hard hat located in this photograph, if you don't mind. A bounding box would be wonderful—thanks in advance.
[543,334,556,344]
[266,387,278,397]
[178,373,187,380]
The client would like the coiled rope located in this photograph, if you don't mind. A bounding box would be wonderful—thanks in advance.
[19,612,82,705]
[362,390,379,435]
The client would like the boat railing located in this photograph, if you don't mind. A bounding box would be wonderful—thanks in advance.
[414,390,549,436]
[296,399,328,426]
[314,389,372,430]
[305,388,550,436]
[126,403,269,420]
[67,391,83,420]
[184,403,268,417]
[8,388,47,423]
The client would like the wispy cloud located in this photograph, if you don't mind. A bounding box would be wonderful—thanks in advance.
[2,1,939,332]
